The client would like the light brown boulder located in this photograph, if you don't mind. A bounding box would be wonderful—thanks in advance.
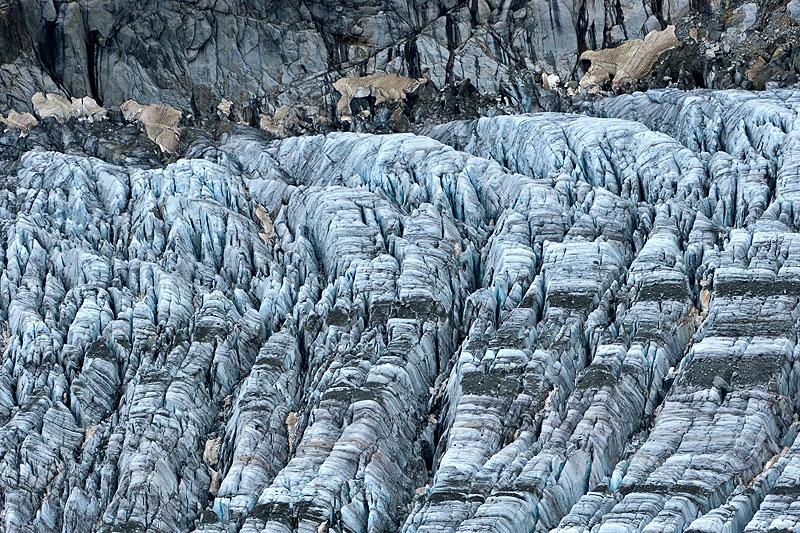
[259,106,302,136]
[121,100,182,153]
[31,92,107,122]
[32,92,73,122]
[542,72,561,91]
[71,96,108,122]
[254,204,274,243]
[0,110,38,136]
[203,436,220,465]
[333,73,424,118]
[217,98,233,117]
[580,26,681,90]
[286,411,299,450]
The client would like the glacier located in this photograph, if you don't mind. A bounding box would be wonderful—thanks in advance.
[0,88,799,533]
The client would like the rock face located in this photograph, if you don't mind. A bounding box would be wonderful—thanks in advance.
[0,87,799,533]
[2,0,800,121]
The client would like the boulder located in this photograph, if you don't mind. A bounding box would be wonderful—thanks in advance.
[580,26,682,89]
[121,99,181,152]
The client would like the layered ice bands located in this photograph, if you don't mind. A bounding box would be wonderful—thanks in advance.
[0,89,799,533]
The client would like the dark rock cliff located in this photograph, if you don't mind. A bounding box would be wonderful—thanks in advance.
[2,0,800,121]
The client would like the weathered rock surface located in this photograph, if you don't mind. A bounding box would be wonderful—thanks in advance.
[0,86,798,533]
[3,0,800,124]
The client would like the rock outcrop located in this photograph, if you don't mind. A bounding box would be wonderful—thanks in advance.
[2,0,800,122]
[0,87,799,533]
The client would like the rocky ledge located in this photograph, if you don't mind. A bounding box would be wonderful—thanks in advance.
[4,0,800,130]
[0,87,798,533]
